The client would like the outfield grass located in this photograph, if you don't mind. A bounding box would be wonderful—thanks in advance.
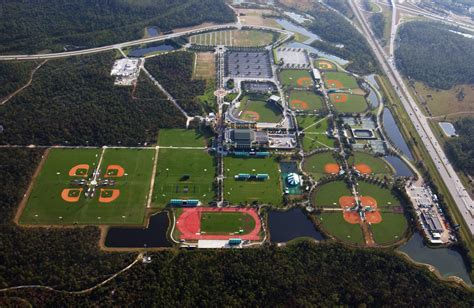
[303,151,338,180]
[288,90,324,112]
[278,69,314,88]
[200,212,256,234]
[240,98,282,123]
[330,93,368,113]
[152,148,215,208]
[301,133,336,152]
[312,181,352,208]
[224,157,282,205]
[20,148,154,225]
[370,212,407,245]
[348,151,393,175]
[324,71,359,89]
[158,128,209,147]
[357,181,400,207]
[318,213,365,244]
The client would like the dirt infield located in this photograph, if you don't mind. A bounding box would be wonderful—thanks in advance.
[338,196,382,224]
[326,79,344,88]
[297,77,313,87]
[99,189,120,203]
[240,110,260,122]
[355,163,372,175]
[317,61,335,70]
[104,165,125,177]
[69,164,89,177]
[290,99,309,110]
[339,196,356,208]
[324,163,340,174]
[61,188,82,202]
[176,207,261,241]
[330,93,348,103]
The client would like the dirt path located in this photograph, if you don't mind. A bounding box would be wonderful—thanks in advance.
[0,60,47,106]
[361,222,375,247]
[146,146,159,209]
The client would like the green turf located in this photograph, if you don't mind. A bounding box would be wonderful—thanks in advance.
[296,115,325,131]
[158,128,208,147]
[370,212,407,245]
[239,98,282,123]
[303,151,338,180]
[224,157,282,206]
[152,148,215,208]
[318,213,365,244]
[200,212,256,234]
[324,71,359,89]
[301,133,336,152]
[312,181,353,208]
[329,93,368,113]
[357,181,400,207]
[20,148,154,225]
[278,69,314,88]
[288,90,324,112]
[348,151,393,175]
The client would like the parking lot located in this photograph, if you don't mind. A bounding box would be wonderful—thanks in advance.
[224,51,272,78]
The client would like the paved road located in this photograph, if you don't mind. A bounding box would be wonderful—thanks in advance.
[351,0,474,236]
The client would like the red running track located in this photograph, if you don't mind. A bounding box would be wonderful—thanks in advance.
[176,207,261,241]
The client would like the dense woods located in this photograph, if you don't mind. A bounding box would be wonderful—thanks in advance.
[445,118,474,175]
[370,13,386,42]
[0,0,235,54]
[323,0,354,19]
[0,61,38,99]
[0,53,186,146]
[145,51,206,115]
[308,4,379,74]
[395,21,474,89]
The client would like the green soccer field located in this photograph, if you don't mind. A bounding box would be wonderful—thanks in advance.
[224,157,282,206]
[317,212,365,244]
[348,151,393,175]
[303,151,338,180]
[312,181,353,208]
[288,90,324,112]
[200,212,256,234]
[329,93,369,113]
[239,97,282,123]
[20,148,155,225]
[152,148,215,208]
[370,212,407,245]
[278,69,314,88]
[158,128,209,147]
[324,71,359,89]
[301,133,336,152]
[357,181,400,207]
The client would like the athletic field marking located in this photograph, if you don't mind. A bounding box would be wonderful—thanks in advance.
[302,116,329,132]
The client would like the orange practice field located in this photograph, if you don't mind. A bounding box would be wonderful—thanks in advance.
[324,163,340,174]
[355,163,372,175]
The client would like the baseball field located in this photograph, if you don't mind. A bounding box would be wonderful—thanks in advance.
[312,181,353,208]
[324,71,359,89]
[348,151,393,176]
[303,151,340,180]
[329,93,368,113]
[314,59,337,71]
[20,148,155,225]
[370,212,407,245]
[357,181,400,208]
[239,97,282,123]
[317,212,365,244]
[288,90,324,112]
[278,69,314,88]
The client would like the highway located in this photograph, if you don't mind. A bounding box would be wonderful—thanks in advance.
[351,0,474,236]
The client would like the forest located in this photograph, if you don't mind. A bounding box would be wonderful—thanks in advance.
[323,0,354,19]
[308,3,379,74]
[0,52,186,146]
[395,21,474,89]
[145,51,206,115]
[445,117,474,176]
[0,0,235,54]
[370,13,386,42]
[0,61,39,99]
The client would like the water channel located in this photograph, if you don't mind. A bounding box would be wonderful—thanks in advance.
[382,108,415,160]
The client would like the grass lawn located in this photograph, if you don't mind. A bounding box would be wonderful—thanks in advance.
[301,133,335,152]
[370,212,407,245]
[152,149,215,208]
[224,157,282,205]
[347,151,393,175]
[296,115,325,131]
[312,181,352,208]
[318,213,365,244]
[200,212,256,234]
[278,69,314,88]
[330,93,368,113]
[314,59,337,71]
[193,52,215,80]
[189,29,276,47]
[324,71,359,89]
[288,90,324,112]
[303,151,338,180]
[20,148,154,225]
[240,98,282,123]
[198,79,217,112]
[158,128,209,147]
[357,181,400,207]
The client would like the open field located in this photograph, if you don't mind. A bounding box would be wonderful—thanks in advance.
[201,211,256,234]
[357,181,400,207]
[296,115,329,133]
[314,60,337,71]
[301,133,336,152]
[288,90,324,112]
[158,128,208,147]
[189,29,277,47]
[312,181,353,208]
[239,97,282,123]
[317,213,365,244]
[303,151,339,180]
[323,72,359,89]
[329,93,368,113]
[193,52,216,80]
[370,212,407,245]
[236,8,281,28]
[278,69,314,88]
[152,148,215,208]
[20,148,154,225]
[348,151,393,176]
[224,157,282,205]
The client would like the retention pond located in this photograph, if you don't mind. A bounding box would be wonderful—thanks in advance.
[268,208,324,243]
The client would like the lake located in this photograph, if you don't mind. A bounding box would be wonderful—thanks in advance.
[268,208,324,243]
[384,155,414,177]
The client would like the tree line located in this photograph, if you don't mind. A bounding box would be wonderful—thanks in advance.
[445,117,474,176]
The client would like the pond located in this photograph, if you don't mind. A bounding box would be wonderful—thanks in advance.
[268,208,324,243]
[146,27,159,37]
[398,232,472,286]
[276,18,320,44]
[283,41,349,66]
[438,122,458,137]
[128,44,177,57]
[382,108,414,160]
[365,74,380,90]
[104,211,171,248]
[384,155,414,177]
